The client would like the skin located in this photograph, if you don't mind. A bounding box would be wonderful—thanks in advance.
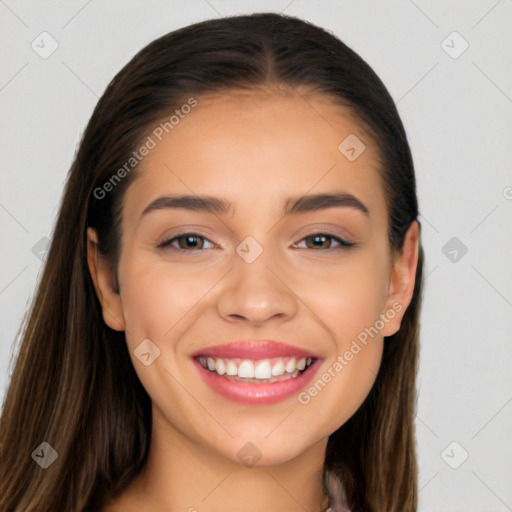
[87,87,419,512]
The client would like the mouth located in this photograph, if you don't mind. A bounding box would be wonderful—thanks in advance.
[191,341,322,404]
[195,355,317,383]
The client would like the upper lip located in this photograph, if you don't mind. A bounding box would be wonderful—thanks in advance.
[192,341,321,360]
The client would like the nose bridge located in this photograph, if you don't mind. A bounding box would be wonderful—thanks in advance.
[216,234,298,324]
[235,234,274,287]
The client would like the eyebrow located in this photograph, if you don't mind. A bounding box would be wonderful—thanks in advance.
[140,192,369,219]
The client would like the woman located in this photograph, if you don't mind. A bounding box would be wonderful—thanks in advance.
[0,12,423,512]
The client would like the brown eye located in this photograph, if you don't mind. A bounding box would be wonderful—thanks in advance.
[176,234,204,250]
[295,233,354,251]
[305,234,331,249]
[156,233,215,251]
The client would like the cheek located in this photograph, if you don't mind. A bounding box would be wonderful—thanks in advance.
[119,258,210,346]
[293,245,389,425]
[301,246,391,343]
[301,338,384,433]
[117,259,214,415]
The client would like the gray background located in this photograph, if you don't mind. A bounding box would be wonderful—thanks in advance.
[1,1,511,510]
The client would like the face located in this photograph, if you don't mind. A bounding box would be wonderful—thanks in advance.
[88,87,418,466]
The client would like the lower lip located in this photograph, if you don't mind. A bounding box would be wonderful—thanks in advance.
[192,357,322,405]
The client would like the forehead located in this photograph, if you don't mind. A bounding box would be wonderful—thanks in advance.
[122,88,387,222]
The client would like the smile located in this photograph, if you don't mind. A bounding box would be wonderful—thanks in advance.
[196,356,316,382]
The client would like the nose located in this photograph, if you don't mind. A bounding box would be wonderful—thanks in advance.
[216,246,298,327]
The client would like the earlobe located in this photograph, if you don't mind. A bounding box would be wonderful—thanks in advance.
[86,227,125,331]
[380,221,420,337]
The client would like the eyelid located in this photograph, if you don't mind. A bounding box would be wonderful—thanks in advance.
[294,222,355,243]
[292,232,355,250]
[156,232,216,250]
[156,230,355,252]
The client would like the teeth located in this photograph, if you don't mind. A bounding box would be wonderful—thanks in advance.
[238,360,254,378]
[198,356,313,380]
[225,360,238,376]
[214,358,225,376]
[271,360,285,376]
[285,357,296,373]
[254,360,272,379]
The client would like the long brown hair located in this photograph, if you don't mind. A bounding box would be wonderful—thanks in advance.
[0,12,423,511]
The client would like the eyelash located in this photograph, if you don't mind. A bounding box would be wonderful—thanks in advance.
[156,232,355,252]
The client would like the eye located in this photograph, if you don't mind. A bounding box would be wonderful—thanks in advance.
[156,232,354,253]
[156,233,215,251]
[293,233,354,250]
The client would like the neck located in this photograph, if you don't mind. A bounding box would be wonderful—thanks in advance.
[119,405,331,512]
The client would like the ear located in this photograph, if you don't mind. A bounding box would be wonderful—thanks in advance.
[380,221,420,337]
[86,227,125,331]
